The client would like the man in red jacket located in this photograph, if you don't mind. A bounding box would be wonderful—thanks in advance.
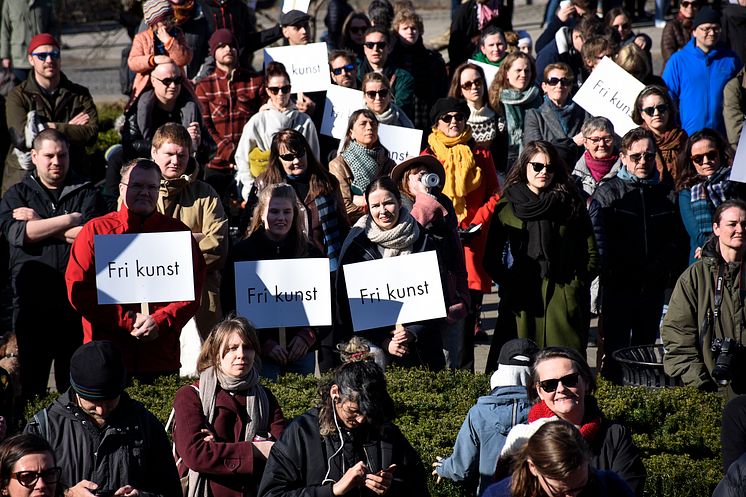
[65,158,206,382]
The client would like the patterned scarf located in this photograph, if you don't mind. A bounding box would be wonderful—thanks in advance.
[528,398,603,443]
[428,128,480,223]
[341,140,389,195]
[357,206,420,257]
[315,194,343,271]
[689,167,732,246]
[501,86,541,153]
[477,0,499,30]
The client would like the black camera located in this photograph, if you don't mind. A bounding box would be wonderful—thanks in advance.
[711,337,739,385]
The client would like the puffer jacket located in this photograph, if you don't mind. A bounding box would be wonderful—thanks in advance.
[714,453,746,497]
[660,16,692,65]
[0,0,58,69]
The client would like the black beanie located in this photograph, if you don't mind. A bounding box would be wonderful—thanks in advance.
[69,341,127,400]
[429,97,470,128]
[692,6,720,29]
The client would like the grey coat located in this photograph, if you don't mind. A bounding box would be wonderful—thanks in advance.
[523,100,587,163]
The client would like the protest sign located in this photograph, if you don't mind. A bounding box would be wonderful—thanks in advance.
[281,0,310,12]
[572,56,645,136]
[342,251,446,331]
[468,59,499,87]
[320,85,365,138]
[377,123,423,164]
[731,128,746,183]
[94,231,195,304]
[234,258,332,328]
[264,43,330,94]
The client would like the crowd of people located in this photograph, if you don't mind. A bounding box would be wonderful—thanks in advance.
[0,0,745,494]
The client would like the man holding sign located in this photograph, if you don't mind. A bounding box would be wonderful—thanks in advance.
[66,159,206,381]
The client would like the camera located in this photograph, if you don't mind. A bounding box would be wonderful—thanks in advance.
[711,337,739,385]
[421,173,440,188]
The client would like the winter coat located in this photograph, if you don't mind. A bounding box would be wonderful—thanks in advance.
[435,386,530,495]
[0,0,59,70]
[258,407,431,497]
[448,0,513,72]
[483,196,599,351]
[661,16,691,65]
[723,69,746,148]
[662,38,742,135]
[522,100,587,164]
[572,154,622,196]
[328,151,395,224]
[173,5,212,80]
[483,469,634,497]
[25,390,181,497]
[715,453,746,497]
[722,4,746,67]
[65,207,207,375]
[128,27,192,99]
[172,380,286,497]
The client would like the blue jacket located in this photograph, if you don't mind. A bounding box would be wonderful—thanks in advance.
[436,385,530,495]
[662,38,741,135]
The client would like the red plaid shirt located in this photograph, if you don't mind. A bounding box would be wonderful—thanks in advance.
[195,67,264,171]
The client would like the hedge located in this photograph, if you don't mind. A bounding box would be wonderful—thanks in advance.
[22,368,725,497]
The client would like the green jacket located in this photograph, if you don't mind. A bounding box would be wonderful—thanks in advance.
[484,196,599,352]
[0,0,59,69]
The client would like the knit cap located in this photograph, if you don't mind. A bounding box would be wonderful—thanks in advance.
[692,6,720,28]
[27,33,59,55]
[143,0,173,26]
[209,29,237,56]
[69,341,127,400]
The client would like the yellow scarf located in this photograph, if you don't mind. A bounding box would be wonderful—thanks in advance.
[427,128,481,222]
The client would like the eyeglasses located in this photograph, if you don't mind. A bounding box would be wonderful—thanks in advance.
[538,372,580,393]
[641,104,669,116]
[613,22,631,30]
[153,76,183,87]
[537,469,589,497]
[439,113,466,123]
[120,181,159,193]
[681,1,698,7]
[267,85,292,95]
[545,77,571,87]
[529,161,554,173]
[364,41,387,50]
[627,152,656,164]
[10,468,62,488]
[279,148,306,162]
[365,88,389,100]
[691,150,719,165]
[460,79,483,91]
[585,135,613,144]
[31,50,61,61]
[350,25,368,34]
[698,25,721,33]
[332,63,356,75]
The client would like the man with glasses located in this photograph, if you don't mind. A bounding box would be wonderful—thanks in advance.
[663,6,741,135]
[592,127,683,384]
[25,340,181,497]
[66,159,206,382]
[5,33,97,194]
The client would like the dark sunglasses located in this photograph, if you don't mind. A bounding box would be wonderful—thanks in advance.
[267,85,292,95]
[641,104,669,116]
[628,152,656,164]
[10,468,62,488]
[439,113,466,123]
[691,150,719,165]
[681,1,699,7]
[332,63,355,75]
[613,22,631,30]
[460,79,483,91]
[153,76,183,86]
[365,88,389,99]
[364,41,387,50]
[545,76,571,87]
[31,50,61,61]
[279,148,306,162]
[538,372,580,393]
[529,161,554,173]
[350,26,368,34]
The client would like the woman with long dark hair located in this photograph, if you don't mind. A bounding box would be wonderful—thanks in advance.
[0,434,61,497]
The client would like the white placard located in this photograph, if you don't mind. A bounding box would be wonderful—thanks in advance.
[320,85,365,138]
[468,59,499,88]
[377,123,423,164]
[234,258,332,328]
[731,129,746,183]
[264,43,331,94]
[281,0,310,12]
[94,231,195,304]
[342,251,446,331]
[572,57,645,137]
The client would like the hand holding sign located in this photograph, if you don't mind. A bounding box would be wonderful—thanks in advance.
[131,313,159,341]
[264,43,331,94]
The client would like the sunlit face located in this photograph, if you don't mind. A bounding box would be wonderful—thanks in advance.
[506,57,531,91]
[584,129,614,160]
[121,166,160,216]
[282,22,309,45]
[436,111,466,138]
[397,22,419,45]
[152,141,189,180]
[262,196,294,241]
[5,452,59,497]
[151,63,182,104]
[350,114,378,147]
[266,75,291,109]
[27,44,60,81]
[330,56,357,88]
[541,69,572,106]
[31,138,69,189]
[480,33,507,63]
[278,143,307,176]
[714,207,746,255]
[639,94,670,133]
[77,395,121,428]
[363,81,390,114]
[367,188,400,230]
[534,357,587,421]
[214,43,237,68]
[690,139,720,177]
[460,68,484,105]
[526,152,554,194]
[679,0,699,19]
[363,32,389,66]
[621,138,656,179]
[611,14,632,40]
[219,331,255,378]
[529,461,590,497]
[694,23,721,50]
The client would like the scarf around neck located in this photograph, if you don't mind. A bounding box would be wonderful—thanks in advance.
[617,165,660,185]
[528,398,603,443]
[691,166,732,205]
[341,140,389,195]
[584,151,619,182]
[501,86,541,149]
[543,95,577,136]
[428,128,480,223]
[356,205,420,257]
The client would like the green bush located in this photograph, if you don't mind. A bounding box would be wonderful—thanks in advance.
[23,369,725,497]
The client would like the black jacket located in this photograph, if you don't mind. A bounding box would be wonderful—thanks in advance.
[24,390,181,497]
[715,452,746,497]
[591,419,646,496]
[258,408,430,497]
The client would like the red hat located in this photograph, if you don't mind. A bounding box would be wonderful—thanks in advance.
[27,33,59,55]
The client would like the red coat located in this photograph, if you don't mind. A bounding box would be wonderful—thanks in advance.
[423,145,500,293]
[173,382,286,497]
[65,207,206,374]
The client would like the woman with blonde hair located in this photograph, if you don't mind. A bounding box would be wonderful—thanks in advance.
[361,72,414,128]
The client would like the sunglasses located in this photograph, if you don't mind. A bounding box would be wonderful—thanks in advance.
[364,41,387,50]
[31,50,61,61]
[439,113,466,123]
[279,148,306,162]
[641,104,669,116]
[613,22,631,30]
[350,26,368,34]
[545,76,571,87]
[153,76,183,86]
[267,85,292,95]
[365,88,389,99]
[529,161,554,173]
[691,150,718,165]
[10,468,62,488]
[628,152,656,164]
[681,1,699,6]
[332,63,355,75]
[538,372,580,393]
[460,79,483,91]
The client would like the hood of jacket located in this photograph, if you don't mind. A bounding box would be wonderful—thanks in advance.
[477,385,529,406]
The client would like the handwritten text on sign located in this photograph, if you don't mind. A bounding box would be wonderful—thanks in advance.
[377,123,423,164]
[234,258,332,328]
[342,251,445,331]
[320,85,365,138]
[264,43,331,94]
[94,231,195,304]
